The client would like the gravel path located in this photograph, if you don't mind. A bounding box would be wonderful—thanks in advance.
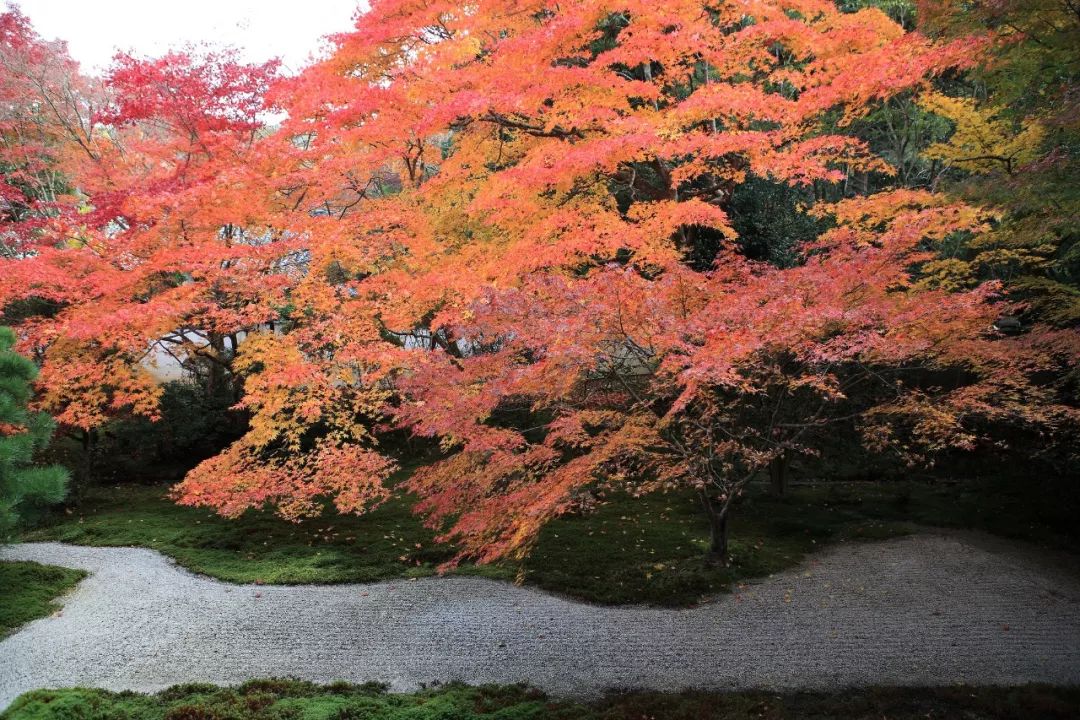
[2,533,1079,708]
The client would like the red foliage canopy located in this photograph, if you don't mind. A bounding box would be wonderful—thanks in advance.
[2,1,1076,563]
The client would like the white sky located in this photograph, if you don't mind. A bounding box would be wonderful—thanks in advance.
[17,0,368,75]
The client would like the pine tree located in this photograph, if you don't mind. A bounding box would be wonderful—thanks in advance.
[0,327,68,540]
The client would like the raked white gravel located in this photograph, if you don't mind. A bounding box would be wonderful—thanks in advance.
[2,532,1079,710]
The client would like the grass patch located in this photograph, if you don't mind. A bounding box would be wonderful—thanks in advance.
[24,474,1077,606]
[0,560,86,636]
[3,680,1079,719]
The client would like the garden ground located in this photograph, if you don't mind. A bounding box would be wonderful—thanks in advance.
[20,474,1079,606]
[4,475,1079,715]
[5,680,1080,720]
[2,531,1078,707]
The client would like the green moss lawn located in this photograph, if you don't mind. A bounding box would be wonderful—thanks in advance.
[4,680,1079,720]
[23,472,1076,606]
[0,560,86,636]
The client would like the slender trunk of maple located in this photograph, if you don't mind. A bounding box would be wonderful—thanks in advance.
[769,453,790,496]
[75,428,97,497]
[698,489,729,566]
[227,333,242,402]
[707,511,729,566]
[80,429,90,487]
[206,333,227,396]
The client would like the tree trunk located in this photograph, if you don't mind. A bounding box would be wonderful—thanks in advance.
[769,453,790,496]
[707,511,728,566]
[79,429,91,488]
[698,489,729,566]
[74,428,97,500]
[205,333,227,396]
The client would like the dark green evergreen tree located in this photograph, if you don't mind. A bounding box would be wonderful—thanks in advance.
[0,327,67,540]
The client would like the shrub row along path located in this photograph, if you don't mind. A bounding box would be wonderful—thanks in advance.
[2,533,1080,709]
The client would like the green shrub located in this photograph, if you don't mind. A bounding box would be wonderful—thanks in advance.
[63,380,248,487]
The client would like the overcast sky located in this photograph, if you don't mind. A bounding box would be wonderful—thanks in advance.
[17,0,368,74]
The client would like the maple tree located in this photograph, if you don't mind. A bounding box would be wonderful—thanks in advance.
[0,7,86,245]
[180,0,1075,564]
[913,0,1080,326]
[0,7,393,505]
[2,1,1077,565]
[901,0,1080,482]
[0,11,283,435]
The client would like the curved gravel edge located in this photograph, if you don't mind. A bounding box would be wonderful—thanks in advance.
[2,532,1079,709]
